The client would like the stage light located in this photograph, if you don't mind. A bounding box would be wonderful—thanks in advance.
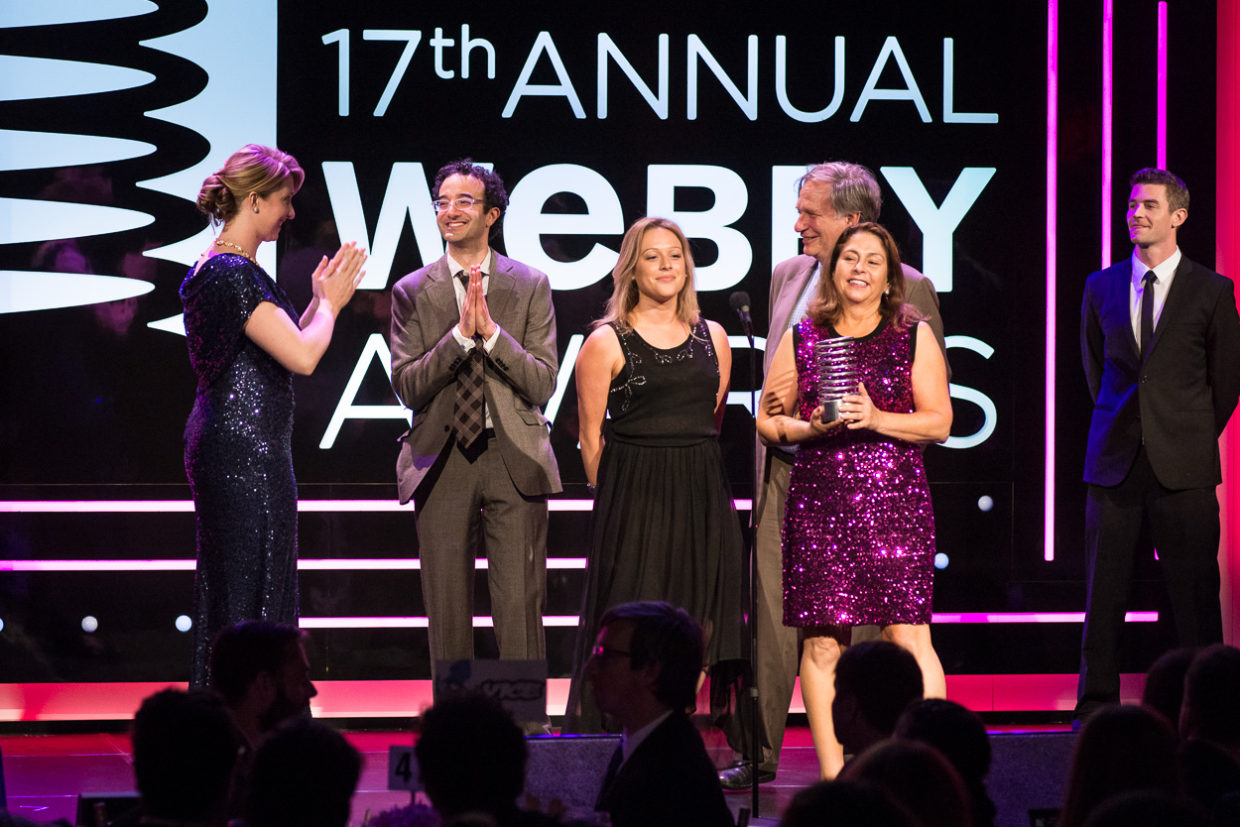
[174,615,192,632]
[81,615,98,633]
[935,553,950,569]
[978,495,994,512]
[0,617,5,632]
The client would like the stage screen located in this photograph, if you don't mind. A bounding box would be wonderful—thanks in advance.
[0,0,1219,684]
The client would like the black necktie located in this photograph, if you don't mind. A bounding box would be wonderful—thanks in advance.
[1140,270,1157,359]
[453,272,486,448]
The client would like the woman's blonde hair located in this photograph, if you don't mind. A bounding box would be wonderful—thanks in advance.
[596,217,700,332]
[196,144,304,225]
[809,222,923,329]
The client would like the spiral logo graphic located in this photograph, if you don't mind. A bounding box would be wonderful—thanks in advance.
[0,0,276,331]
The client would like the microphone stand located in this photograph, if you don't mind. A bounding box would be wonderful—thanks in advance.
[736,309,762,820]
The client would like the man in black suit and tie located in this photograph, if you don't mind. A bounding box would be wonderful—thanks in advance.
[390,160,561,671]
[588,601,733,827]
[1076,167,1240,723]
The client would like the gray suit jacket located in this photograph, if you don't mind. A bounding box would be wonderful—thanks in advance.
[390,251,562,504]
[756,255,947,515]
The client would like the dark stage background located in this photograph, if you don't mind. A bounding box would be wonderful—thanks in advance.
[0,1,1220,688]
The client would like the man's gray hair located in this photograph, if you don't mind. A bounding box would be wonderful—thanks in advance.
[798,161,883,223]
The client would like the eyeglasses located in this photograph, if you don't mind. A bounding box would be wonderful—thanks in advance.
[590,644,632,660]
[432,195,484,212]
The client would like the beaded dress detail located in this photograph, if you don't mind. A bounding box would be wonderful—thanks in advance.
[181,254,300,686]
[783,318,936,626]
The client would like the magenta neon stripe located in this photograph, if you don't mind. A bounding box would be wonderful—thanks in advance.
[1045,0,1059,562]
[0,558,589,572]
[931,611,1158,624]
[298,615,583,629]
[0,560,196,572]
[1101,0,1114,269]
[298,613,1160,629]
[1156,2,1168,167]
[0,499,753,513]
[0,501,196,513]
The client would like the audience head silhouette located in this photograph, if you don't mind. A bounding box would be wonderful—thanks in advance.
[209,621,317,743]
[244,718,361,827]
[832,640,923,756]
[780,778,920,827]
[841,739,973,827]
[1181,643,1240,744]
[132,688,240,826]
[1141,646,1195,735]
[1058,704,1179,827]
[415,693,528,822]
[895,698,995,827]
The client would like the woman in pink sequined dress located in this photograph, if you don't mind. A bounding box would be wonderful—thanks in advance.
[756,222,952,778]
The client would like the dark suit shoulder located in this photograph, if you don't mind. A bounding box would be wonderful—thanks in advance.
[600,713,731,827]
[1083,261,1131,298]
[1175,256,1229,288]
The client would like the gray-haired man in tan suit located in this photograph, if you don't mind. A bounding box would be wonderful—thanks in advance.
[719,161,947,789]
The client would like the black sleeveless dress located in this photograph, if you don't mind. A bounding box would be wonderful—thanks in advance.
[564,320,745,731]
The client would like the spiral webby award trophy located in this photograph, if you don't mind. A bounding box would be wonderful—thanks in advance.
[814,335,858,423]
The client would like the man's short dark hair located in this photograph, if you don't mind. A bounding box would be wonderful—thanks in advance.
[1183,644,1240,744]
[432,159,509,239]
[246,718,362,827]
[414,693,526,816]
[599,601,703,711]
[209,621,304,704]
[835,641,923,736]
[132,689,240,822]
[1130,167,1190,213]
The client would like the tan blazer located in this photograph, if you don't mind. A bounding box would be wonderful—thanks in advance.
[390,252,562,504]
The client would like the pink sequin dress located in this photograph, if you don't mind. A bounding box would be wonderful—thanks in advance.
[782,318,936,627]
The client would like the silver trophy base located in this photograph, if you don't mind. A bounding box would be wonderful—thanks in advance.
[821,399,843,424]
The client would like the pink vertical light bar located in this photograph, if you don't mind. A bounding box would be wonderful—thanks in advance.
[1101,0,1114,269]
[1157,2,1168,168]
[1045,0,1059,562]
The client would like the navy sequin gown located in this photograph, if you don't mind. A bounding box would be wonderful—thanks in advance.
[783,318,936,627]
[181,253,300,686]
[564,320,745,731]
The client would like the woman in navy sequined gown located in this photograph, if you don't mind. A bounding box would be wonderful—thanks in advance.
[564,217,744,731]
[757,223,952,777]
[182,145,366,686]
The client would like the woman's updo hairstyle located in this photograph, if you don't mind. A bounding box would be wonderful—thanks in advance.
[195,144,304,225]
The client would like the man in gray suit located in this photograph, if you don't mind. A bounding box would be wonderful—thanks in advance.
[720,161,947,789]
[390,159,561,670]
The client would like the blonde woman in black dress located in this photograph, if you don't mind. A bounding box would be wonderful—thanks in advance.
[565,217,744,731]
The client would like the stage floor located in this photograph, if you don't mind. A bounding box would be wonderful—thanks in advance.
[0,723,1074,827]
[0,728,810,826]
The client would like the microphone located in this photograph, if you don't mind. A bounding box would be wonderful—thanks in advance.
[730,291,753,342]
[815,335,858,424]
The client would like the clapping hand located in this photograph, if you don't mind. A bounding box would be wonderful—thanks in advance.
[312,242,367,315]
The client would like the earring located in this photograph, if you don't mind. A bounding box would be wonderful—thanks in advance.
[253,206,259,214]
